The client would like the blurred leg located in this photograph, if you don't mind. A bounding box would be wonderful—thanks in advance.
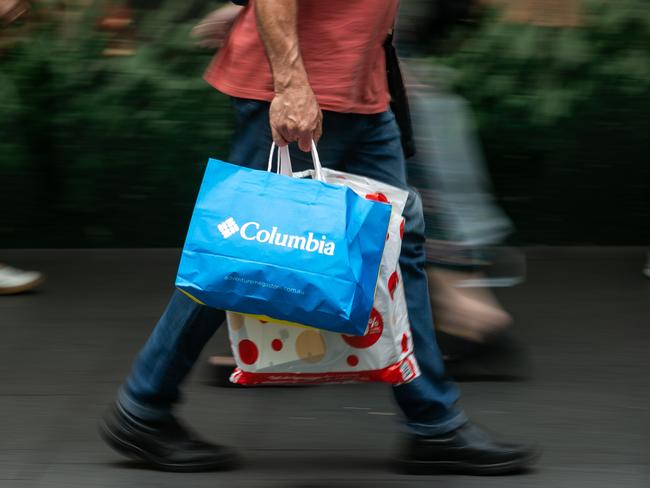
[397,83,519,351]
[409,89,513,248]
[119,99,281,418]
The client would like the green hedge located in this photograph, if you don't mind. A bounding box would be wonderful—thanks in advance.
[437,0,649,243]
[0,1,232,246]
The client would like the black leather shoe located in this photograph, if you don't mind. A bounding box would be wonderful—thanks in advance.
[99,403,242,472]
[399,422,540,475]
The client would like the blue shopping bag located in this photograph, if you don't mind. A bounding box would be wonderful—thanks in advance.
[175,145,391,335]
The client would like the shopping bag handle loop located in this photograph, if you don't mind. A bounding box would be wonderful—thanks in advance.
[266,144,293,177]
[267,141,324,181]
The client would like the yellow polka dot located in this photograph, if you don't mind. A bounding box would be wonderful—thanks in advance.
[295,330,326,363]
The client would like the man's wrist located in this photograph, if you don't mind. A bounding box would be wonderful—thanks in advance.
[273,69,310,94]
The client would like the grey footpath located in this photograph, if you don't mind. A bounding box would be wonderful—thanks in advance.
[0,247,648,488]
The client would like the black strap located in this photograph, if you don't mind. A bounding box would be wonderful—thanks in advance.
[384,32,416,159]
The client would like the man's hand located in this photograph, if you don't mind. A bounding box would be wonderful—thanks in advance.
[0,0,29,25]
[270,83,322,152]
[192,3,243,49]
[256,0,322,151]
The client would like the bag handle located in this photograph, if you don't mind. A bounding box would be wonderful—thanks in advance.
[266,144,293,177]
[266,141,324,181]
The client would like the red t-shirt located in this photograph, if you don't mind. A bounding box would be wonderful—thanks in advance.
[205,0,399,114]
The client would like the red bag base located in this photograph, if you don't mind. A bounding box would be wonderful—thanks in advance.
[229,355,420,386]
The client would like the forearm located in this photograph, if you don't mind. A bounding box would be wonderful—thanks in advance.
[255,0,321,150]
[254,0,309,93]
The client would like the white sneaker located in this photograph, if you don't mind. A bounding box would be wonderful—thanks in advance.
[0,264,45,295]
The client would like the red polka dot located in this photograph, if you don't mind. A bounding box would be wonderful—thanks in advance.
[365,192,390,204]
[271,339,283,351]
[400,219,405,240]
[386,232,390,241]
[388,271,399,300]
[347,355,359,366]
[401,333,409,353]
[238,339,259,365]
[342,308,384,349]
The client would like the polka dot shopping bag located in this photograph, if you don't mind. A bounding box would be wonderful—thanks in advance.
[227,167,420,385]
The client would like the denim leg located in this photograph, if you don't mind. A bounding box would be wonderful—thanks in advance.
[391,190,466,435]
[344,110,466,435]
[119,99,277,421]
[120,290,226,421]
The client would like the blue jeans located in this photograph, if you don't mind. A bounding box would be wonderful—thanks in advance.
[119,98,466,436]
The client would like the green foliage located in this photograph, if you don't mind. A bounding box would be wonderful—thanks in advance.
[444,0,649,127]
[0,1,233,246]
[435,0,650,242]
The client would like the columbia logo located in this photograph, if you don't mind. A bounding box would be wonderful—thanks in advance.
[215,216,337,256]
[218,217,240,238]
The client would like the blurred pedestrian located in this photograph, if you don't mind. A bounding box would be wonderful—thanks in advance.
[398,0,528,378]
[1,2,44,296]
[100,0,538,475]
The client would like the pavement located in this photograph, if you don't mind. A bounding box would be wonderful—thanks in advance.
[1,247,649,488]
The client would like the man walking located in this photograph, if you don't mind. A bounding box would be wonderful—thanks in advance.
[100,0,538,475]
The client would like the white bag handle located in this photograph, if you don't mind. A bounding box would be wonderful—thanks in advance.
[266,144,293,177]
[266,141,324,181]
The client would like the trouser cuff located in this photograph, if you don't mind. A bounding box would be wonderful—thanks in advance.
[406,410,468,437]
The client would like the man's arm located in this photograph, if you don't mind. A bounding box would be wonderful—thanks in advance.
[255,0,322,152]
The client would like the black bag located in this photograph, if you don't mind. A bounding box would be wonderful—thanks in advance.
[384,31,416,159]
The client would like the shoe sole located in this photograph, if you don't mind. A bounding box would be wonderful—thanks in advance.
[0,276,45,295]
[397,451,540,476]
[98,419,242,472]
